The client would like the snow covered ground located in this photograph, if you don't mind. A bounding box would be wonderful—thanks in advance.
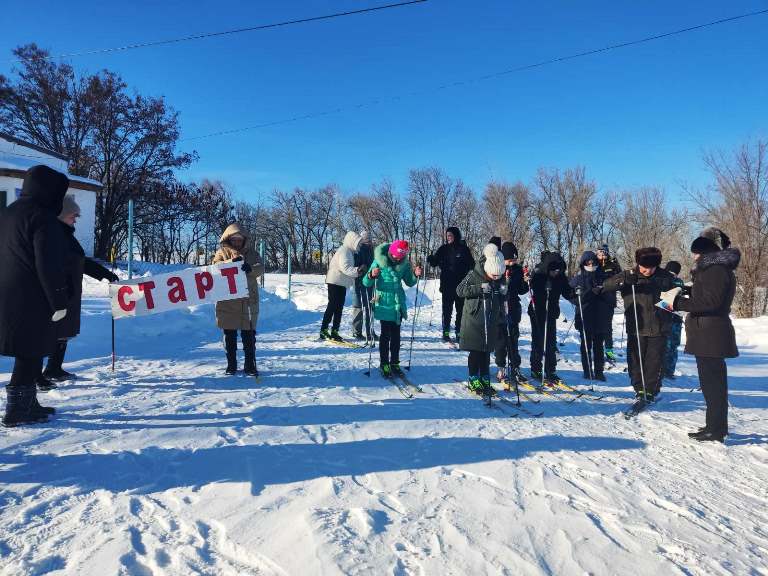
[1,271,767,576]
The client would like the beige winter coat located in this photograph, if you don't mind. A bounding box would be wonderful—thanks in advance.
[212,223,264,330]
[325,231,363,288]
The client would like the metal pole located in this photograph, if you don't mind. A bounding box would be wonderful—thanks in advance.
[577,289,595,390]
[631,284,648,400]
[260,239,265,288]
[406,262,423,371]
[287,245,292,302]
[364,277,377,376]
[542,284,551,380]
[127,198,134,280]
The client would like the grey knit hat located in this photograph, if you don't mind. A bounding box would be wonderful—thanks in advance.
[60,195,80,217]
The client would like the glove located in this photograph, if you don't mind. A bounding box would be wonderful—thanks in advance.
[624,272,638,286]
[52,309,67,322]
[105,271,119,283]
[231,256,243,263]
[574,286,582,296]
[480,283,491,294]
[413,266,423,278]
[357,265,368,276]
[660,287,681,302]
[241,262,252,273]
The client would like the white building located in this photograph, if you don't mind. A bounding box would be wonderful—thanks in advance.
[0,132,102,256]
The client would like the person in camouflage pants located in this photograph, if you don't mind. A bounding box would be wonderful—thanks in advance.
[663,261,684,379]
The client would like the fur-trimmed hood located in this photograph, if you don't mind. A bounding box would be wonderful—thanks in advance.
[696,247,741,271]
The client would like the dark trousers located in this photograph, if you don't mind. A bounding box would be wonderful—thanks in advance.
[626,334,665,395]
[379,320,401,365]
[579,327,606,377]
[45,340,68,372]
[224,329,256,366]
[322,284,347,332]
[494,316,521,369]
[664,321,683,376]
[529,313,557,375]
[352,280,374,338]
[8,356,43,392]
[442,283,464,334]
[696,356,728,434]
[468,351,491,378]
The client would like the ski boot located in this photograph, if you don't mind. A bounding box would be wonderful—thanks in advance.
[442,330,451,342]
[513,368,528,384]
[380,363,392,379]
[467,375,484,393]
[543,373,563,388]
[319,327,331,340]
[496,367,506,383]
[481,376,496,396]
[391,363,404,378]
[605,348,618,363]
[530,369,543,381]
[353,332,365,341]
[329,330,344,343]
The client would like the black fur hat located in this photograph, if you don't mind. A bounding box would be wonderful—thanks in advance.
[635,246,662,268]
[691,227,730,254]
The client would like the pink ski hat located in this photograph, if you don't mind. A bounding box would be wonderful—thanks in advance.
[388,239,409,260]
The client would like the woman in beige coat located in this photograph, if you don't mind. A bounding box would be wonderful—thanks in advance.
[212,223,264,376]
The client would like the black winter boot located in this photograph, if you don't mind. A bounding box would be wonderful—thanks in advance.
[224,330,238,375]
[242,330,258,377]
[31,396,56,416]
[36,375,58,392]
[2,388,48,427]
[43,341,76,381]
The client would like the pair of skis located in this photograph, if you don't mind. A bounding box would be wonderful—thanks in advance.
[387,370,423,399]
[455,379,544,417]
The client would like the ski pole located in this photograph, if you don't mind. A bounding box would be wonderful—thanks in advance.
[631,283,648,400]
[406,262,423,371]
[505,301,521,406]
[576,288,595,390]
[542,283,551,379]
[364,277,377,376]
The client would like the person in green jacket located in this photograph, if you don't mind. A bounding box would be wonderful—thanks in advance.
[362,240,422,378]
[456,243,507,394]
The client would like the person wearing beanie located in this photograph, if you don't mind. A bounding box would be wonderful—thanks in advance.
[362,240,422,378]
[595,243,622,363]
[351,230,375,341]
[570,250,614,382]
[663,228,740,443]
[494,241,529,387]
[0,165,70,427]
[426,227,475,342]
[661,261,685,380]
[526,250,574,386]
[320,231,365,343]
[601,246,675,402]
[37,195,119,386]
[488,236,502,250]
[456,244,507,394]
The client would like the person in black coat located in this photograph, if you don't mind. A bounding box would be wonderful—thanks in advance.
[0,165,70,427]
[427,227,475,342]
[662,228,740,443]
[570,250,614,382]
[526,251,574,384]
[351,231,375,341]
[596,243,622,361]
[494,242,529,385]
[601,247,675,401]
[38,195,118,386]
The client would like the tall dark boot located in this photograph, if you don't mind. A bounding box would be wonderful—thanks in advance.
[2,387,48,428]
[224,330,238,375]
[242,330,258,376]
[43,341,75,381]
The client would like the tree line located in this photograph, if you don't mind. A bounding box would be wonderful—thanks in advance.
[1,44,765,317]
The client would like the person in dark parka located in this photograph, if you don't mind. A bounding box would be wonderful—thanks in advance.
[457,244,507,393]
[663,228,740,443]
[427,227,475,342]
[494,242,529,385]
[601,247,675,401]
[0,165,70,427]
[570,250,614,381]
[39,195,119,386]
[526,251,574,384]
[662,260,685,379]
[596,243,622,361]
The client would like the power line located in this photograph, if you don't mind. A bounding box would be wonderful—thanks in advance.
[12,0,428,62]
[183,8,768,142]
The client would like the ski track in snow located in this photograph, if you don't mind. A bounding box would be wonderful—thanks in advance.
[1,273,767,575]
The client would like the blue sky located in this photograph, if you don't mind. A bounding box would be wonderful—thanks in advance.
[1,1,766,203]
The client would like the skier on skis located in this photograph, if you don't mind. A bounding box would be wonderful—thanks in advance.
[321,231,366,342]
[662,260,685,379]
[601,247,675,402]
[362,240,422,378]
[426,227,475,343]
[213,223,265,376]
[660,228,740,443]
[456,243,507,394]
[525,251,574,386]
[570,250,613,382]
[351,231,375,341]
[596,244,622,364]
[494,242,529,388]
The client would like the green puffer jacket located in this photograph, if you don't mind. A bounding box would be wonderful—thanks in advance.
[362,243,417,325]
[456,260,506,352]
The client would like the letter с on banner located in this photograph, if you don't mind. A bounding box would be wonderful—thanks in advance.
[109,263,249,319]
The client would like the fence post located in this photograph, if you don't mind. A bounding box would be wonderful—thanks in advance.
[260,239,265,288]
[287,245,292,302]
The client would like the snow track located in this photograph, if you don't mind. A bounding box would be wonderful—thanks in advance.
[1,274,766,575]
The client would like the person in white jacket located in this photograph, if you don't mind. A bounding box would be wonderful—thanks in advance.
[321,231,365,341]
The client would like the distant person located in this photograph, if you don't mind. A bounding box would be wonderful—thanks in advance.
[661,228,740,443]
[662,261,684,379]
[427,227,474,343]
[0,165,69,427]
[38,195,119,388]
[212,223,264,376]
[351,230,375,341]
[596,243,622,363]
[494,241,529,387]
[362,240,421,378]
[321,231,365,342]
